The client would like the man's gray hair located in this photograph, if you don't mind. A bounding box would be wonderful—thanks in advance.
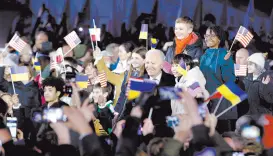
[146,49,165,61]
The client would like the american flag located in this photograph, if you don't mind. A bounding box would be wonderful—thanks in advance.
[98,72,107,87]
[8,34,27,53]
[89,28,101,41]
[64,31,81,49]
[188,82,203,97]
[234,64,247,76]
[235,26,253,47]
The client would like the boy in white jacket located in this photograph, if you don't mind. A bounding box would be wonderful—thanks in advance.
[170,54,209,116]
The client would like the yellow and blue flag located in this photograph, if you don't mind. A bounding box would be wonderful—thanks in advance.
[76,75,89,88]
[10,66,29,82]
[126,78,157,100]
[217,81,247,106]
[176,58,187,76]
[139,24,148,39]
[151,38,158,50]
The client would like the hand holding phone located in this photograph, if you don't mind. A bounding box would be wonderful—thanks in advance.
[6,117,17,138]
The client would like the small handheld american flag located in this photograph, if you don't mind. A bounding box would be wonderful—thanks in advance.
[98,72,107,88]
[8,34,27,53]
[235,26,253,47]
[64,31,81,49]
[234,64,247,76]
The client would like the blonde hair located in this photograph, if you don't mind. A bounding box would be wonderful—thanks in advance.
[175,16,194,29]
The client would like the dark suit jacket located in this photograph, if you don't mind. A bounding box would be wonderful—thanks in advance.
[140,71,175,137]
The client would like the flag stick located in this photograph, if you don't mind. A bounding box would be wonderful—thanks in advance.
[216,104,236,118]
[93,19,98,48]
[91,40,95,51]
[213,96,224,114]
[2,44,9,54]
[148,108,153,119]
[63,48,73,57]
[224,26,241,60]
[146,36,148,50]
[9,67,16,94]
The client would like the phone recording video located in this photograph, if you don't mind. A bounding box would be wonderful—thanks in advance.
[6,117,17,138]
[32,108,67,123]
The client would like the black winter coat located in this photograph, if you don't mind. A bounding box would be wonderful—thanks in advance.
[243,71,273,115]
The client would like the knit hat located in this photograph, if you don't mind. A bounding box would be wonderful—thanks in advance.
[247,53,265,69]
[73,44,87,59]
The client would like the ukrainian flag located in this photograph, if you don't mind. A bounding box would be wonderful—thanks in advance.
[34,62,41,71]
[76,75,89,88]
[10,66,29,82]
[139,24,148,39]
[32,55,41,71]
[127,90,141,100]
[127,78,156,100]
[151,38,158,50]
[217,81,247,106]
[176,65,187,76]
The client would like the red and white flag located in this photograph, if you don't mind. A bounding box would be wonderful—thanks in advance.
[235,26,253,47]
[98,72,107,87]
[89,28,101,41]
[234,64,247,76]
[8,34,27,53]
[64,31,81,49]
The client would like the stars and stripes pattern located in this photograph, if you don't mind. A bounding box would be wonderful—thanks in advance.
[64,31,81,49]
[98,72,107,88]
[235,26,253,47]
[234,64,247,76]
[8,34,27,53]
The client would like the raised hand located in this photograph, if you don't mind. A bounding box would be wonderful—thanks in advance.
[204,113,218,137]
[142,118,154,136]
[50,122,70,145]
[262,75,271,85]
[63,106,93,135]
[113,120,126,139]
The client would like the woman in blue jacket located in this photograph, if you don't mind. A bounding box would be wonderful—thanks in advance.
[200,26,236,133]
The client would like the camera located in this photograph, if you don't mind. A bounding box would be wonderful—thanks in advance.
[33,108,67,123]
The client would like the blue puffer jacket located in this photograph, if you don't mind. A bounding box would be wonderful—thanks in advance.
[200,48,236,119]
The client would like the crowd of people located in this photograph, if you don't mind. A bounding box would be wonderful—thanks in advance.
[0,6,273,156]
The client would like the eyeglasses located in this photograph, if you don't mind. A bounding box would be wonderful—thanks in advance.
[204,34,217,39]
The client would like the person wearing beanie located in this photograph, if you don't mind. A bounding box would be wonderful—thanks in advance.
[243,53,273,115]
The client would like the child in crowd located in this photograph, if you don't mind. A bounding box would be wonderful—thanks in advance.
[171,54,209,116]
[91,83,118,136]
[165,16,203,63]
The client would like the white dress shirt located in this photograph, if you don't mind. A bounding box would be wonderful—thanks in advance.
[149,72,162,85]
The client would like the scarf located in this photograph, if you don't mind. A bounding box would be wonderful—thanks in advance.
[175,33,193,55]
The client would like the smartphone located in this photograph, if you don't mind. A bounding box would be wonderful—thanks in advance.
[64,85,73,95]
[6,117,17,138]
[166,116,179,128]
[43,108,67,123]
